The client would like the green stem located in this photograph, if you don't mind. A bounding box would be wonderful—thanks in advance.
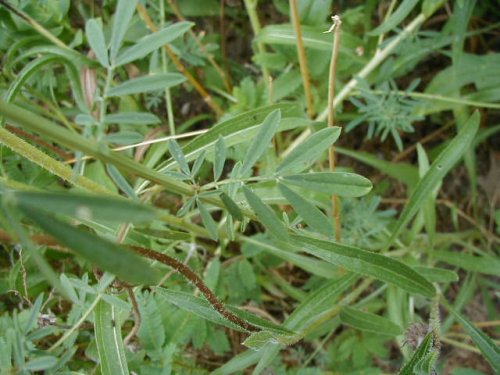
[243,0,270,85]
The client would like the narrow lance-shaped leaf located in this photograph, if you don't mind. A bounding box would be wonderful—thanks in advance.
[213,135,226,182]
[242,186,289,241]
[104,112,160,125]
[220,192,243,221]
[95,300,130,375]
[281,172,372,198]
[292,234,436,298]
[197,199,218,241]
[339,306,403,336]
[154,287,294,335]
[13,190,154,223]
[109,0,138,62]
[277,126,341,174]
[389,111,480,245]
[107,73,186,97]
[240,109,281,176]
[168,139,191,176]
[278,183,332,237]
[443,301,500,373]
[85,19,109,67]
[370,0,420,35]
[115,21,193,66]
[399,332,438,375]
[106,164,137,199]
[19,206,160,285]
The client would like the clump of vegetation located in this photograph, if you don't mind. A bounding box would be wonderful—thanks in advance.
[0,0,498,374]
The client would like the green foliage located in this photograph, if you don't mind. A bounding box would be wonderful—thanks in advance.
[0,0,497,373]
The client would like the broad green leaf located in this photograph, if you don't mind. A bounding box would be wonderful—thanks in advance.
[107,73,186,97]
[213,135,226,182]
[191,150,206,177]
[277,127,341,174]
[339,306,403,336]
[19,206,160,285]
[242,186,289,241]
[413,266,458,283]
[220,192,243,221]
[281,172,372,197]
[434,251,500,276]
[238,259,257,290]
[12,191,154,223]
[85,19,109,67]
[154,287,293,335]
[399,333,437,375]
[370,0,420,35]
[240,109,281,176]
[103,131,143,145]
[197,199,218,241]
[389,111,480,243]
[444,303,500,373]
[95,300,130,375]
[110,0,138,62]
[278,183,332,237]
[168,139,190,176]
[104,112,160,125]
[115,21,193,66]
[292,235,436,297]
[106,164,137,199]
[243,330,295,350]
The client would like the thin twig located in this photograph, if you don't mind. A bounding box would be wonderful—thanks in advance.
[325,15,342,241]
[289,0,314,118]
[243,0,270,85]
[136,3,223,118]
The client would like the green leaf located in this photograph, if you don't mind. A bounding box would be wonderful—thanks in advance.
[192,150,206,177]
[12,191,154,223]
[281,172,372,198]
[278,183,332,237]
[154,287,293,335]
[339,306,403,336]
[444,303,500,373]
[277,127,341,174]
[115,21,193,66]
[389,111,480,244]
[85,19,109,67]
[213,135,226,182]
[107,73,186,97]
[110,0,138,62]
[292,235,436,297]
[422,0,447,17]
[197,199,218,241]
[220,192,243,221]
[106,164,137,199]
[104,112,160,125]
[19,206,160,285]
[180,104,300,163]
[168,139,191,176]
[95,300,130,375]
[240,109,281,176]
[433,251,500,276]
[399,333,437,375]
[412,266,458,283]
[23,356,57,371]
[370,0,420,35]
[242,186,289,241]
[238,259,257,290]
